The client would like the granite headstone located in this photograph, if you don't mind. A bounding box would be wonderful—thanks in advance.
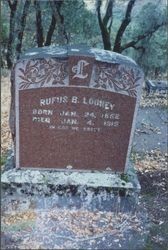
[10,46,143,172]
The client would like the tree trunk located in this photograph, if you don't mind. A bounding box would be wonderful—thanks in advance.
[49,0,69,45]
[45,15,57,46]
[121,21,167,52]
[34,0,44,47]
[15,0,31,59]
[97,0,113,51]
[101,30,112,50]
[113,0,136,53]
[155,68,159,79]
[6,0,18,69]
[56,2,69,44]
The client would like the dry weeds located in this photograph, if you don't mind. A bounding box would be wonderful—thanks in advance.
[1,75,12,156]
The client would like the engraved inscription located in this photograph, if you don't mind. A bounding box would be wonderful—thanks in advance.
[30,94,121,132]
[32,117,50,123]
[32,109,53,115]
[72,60,89,79]
[61,118,79,125]
[18,86,137,171]
[60,111,78,117]
[40,96,68,106]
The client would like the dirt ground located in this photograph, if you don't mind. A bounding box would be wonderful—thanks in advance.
[1,74,168,249]
[1,74,12,158]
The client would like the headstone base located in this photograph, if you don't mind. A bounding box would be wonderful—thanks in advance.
[2,150,141,212]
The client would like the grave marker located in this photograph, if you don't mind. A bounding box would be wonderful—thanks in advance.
[11,46,144,172]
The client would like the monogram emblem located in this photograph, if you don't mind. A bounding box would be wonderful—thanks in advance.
[72,60,89,79]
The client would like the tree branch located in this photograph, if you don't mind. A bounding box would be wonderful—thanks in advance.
[97,1,102,26]
[103,0,114,31]
[76,1,85,11]
[113,0,136,52]
[45,15,57,46]
[49,0,69,44]
[34,0,44,47]
[96,0,113,50]
[16,0,31,59]
[6,0,18,68]
[121,21,167,52]
[7,0,18,10]
[131,45,145,51]
[97,0,104,34]
[7,0,12,9]
[55,1,69,44]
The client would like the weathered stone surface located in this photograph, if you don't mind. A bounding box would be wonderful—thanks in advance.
[2,150,140,190]
[2,150,140,213]
[2,165,140,190]
[10,45,144,172]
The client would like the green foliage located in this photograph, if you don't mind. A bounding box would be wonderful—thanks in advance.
[1,2,9,66]
[61,0,100,47]
[1,0,167,77]
[11,0,101,49]
[118,1,167,77]
[1,18,8,45]
[2,220,36,232]
[1,2,9,42]
[120,173,129,183]
[1,154,7,166]
[138,27,167,77]
[144,222,168,250]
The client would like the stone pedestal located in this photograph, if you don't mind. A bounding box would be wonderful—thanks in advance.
[2,150,140,213]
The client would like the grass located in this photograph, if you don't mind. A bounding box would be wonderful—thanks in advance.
[120,173,129,182]
[1,68,10,78]
[130,150,146,164]
[1,153,8,166]
[144,223,168,250]
[2,220,36,232]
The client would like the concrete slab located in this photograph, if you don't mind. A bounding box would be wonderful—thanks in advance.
[2,150,140,192]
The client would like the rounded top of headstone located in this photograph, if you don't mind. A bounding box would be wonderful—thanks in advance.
[22,46,67,59]
[20,45,139,69]
[14,44,144,99]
